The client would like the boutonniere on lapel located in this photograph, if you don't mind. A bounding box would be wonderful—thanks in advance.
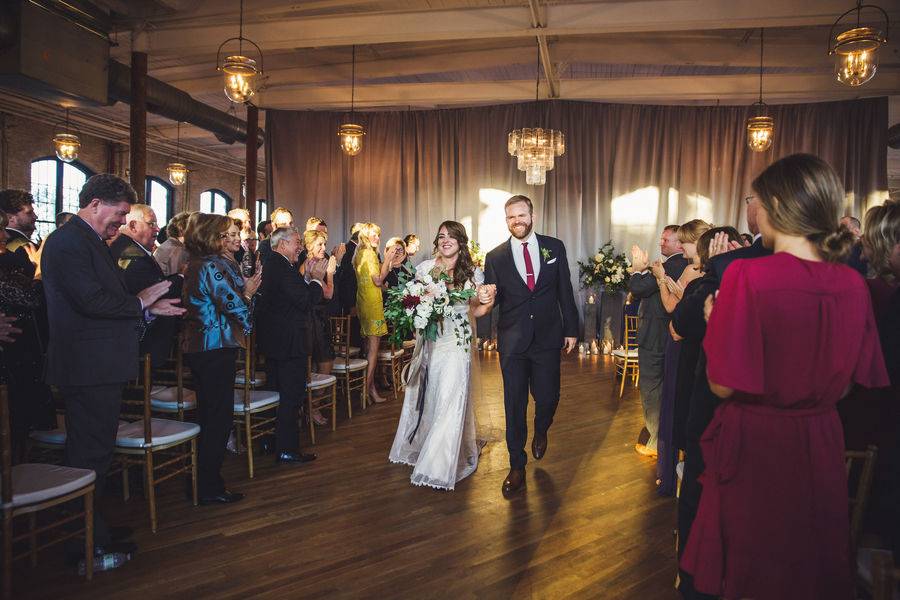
[540,247,553,262]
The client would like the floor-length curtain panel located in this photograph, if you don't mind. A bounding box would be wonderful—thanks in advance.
[266,97,887,271]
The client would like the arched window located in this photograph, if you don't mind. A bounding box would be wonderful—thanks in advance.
[255,199,269,224]
[30,157,94,239]
[145,176,174,227]
[200,189,231,215]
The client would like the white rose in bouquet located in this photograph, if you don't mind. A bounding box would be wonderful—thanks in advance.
[413,315,428,330]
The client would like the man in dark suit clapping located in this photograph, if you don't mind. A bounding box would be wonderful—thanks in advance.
[255,227,325,464]
[110,204,183,368]
[41,174,185,558]
[628,225,689,457]
[484,195,579,497]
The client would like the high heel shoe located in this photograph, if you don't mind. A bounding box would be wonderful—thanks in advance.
[369,388,387,404]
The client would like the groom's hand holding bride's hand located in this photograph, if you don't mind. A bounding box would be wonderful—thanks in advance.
[477,284,496,304]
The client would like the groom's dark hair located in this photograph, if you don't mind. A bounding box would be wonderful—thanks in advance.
[505,194,533,214]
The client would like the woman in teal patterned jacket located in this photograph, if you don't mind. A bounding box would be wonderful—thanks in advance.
[182,213,262,504]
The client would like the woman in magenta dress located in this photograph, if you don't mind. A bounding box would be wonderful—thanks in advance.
[680,154,889,600]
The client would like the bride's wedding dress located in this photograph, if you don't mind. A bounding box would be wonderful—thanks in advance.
[388,259,481,490]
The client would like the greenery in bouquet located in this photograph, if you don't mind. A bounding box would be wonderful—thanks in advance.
[577,241,630,293]
[382,265,476,348]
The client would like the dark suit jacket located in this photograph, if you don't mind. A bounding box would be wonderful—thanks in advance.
[257,238,273,267]
[707,237,771,282]
[41,215,144,386]
[628,252,689,351]
[484,234,579,355]
[255,252,324,359]
[337,239,358,313]
[110,234,182,366]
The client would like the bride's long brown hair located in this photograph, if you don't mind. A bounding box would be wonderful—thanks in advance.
[432,220,475,289]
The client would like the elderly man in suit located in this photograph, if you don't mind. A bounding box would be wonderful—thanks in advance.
[110,203,183,367]
[41,174,184,559]
[628,225,689,457]
[255,226,327,464]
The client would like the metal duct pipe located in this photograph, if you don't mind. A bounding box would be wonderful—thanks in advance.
[108,60,264,148]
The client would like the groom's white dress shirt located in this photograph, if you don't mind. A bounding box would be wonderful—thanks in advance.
[510,230,541,285]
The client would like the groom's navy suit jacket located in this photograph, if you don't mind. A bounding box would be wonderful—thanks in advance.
[484,234,579,355]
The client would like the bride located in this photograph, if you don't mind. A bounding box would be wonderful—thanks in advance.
[389,221,496,490]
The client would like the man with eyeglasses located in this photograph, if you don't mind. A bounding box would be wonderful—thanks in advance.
[110,203,183,367]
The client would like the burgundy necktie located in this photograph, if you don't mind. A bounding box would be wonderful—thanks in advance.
[522,242,535,291]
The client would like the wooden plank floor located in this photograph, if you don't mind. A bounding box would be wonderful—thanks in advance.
[19,352,680,600]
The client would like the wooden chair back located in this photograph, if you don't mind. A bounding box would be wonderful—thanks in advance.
[330,314,352,367]
[122,355,154,446]
[623,315,639,351]
[846,445,878,555]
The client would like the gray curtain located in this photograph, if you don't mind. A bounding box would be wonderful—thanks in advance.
[266,97,887,273]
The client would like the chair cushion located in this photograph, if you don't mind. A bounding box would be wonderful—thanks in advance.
[115,418,200,449]
[234,371,266,386]
[232,389,280,413]
[335,346,360,357]
[612,348,639,358]
[308,373,337,390]
[6,464,95,509]
[150,387,197,412]
[377,348,405,360]
[30,417,130,446]
[332,358,368,372]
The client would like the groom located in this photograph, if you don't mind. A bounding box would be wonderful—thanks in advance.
[484,195,579,497]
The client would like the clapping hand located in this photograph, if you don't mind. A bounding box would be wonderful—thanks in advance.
[0,312,22,343]
[137,280,172,309]
[147,298,186,317]
[630,245,649,272]
[244,266,263,298]
[326,255,338,276]
[332,243,347,262]
[664,276,684,298]
[650,259,665,281]
[703,291,718,323]
[708,232,743,259]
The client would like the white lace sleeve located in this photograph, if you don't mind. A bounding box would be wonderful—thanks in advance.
[415,259,435,279]
[473,267,485,286]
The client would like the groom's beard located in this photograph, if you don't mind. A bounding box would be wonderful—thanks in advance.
[508,221,533,240]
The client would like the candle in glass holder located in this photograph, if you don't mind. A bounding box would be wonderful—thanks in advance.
[589,339,599,354]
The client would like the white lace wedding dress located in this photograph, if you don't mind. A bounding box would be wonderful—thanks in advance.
[388,259,482,490]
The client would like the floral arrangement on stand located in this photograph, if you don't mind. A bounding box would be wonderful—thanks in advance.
[382,266,476,349]
[577,241,630,293]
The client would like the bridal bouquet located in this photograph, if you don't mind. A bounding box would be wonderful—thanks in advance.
[383,266,476,348]
[577,241,630,293]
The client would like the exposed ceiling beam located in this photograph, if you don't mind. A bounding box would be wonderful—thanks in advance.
[528,0,559,99]
[128,1,878,55]
[254,72,900,109]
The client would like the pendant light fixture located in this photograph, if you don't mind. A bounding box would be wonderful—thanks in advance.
[747,28,774,153]
[507,42,565,186]
[828,1,889,87]
[339,45,365,156]
[216,0,264,103]
[52,109,81,163]
[167,121,189,186]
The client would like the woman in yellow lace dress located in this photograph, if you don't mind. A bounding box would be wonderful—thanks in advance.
[353,222,399,403]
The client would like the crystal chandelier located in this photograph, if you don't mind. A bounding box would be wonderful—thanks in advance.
[52,109,81,163]
[508,44,565,185]
[747,28,774,152]
[167,121,189,186]
[216,0,264,103]
[828,1,889,87]
[339,45,365,156]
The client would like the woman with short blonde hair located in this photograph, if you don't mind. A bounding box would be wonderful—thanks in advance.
[353,222,400,403]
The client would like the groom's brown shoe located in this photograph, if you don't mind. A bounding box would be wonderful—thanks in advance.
[532,431,547,460]
[502,469,526,497]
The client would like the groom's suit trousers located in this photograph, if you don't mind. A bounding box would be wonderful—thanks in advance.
[500,346,561,469]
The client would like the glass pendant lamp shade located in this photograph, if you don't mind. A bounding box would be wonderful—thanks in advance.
[746,115,775,152]
[830,27,885,86]
[222,55,260,103]
[167,162,189,186]
[827,2,889,87]
[53,132,80,163]
[338,123,365,156]
[508,127,565,186]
